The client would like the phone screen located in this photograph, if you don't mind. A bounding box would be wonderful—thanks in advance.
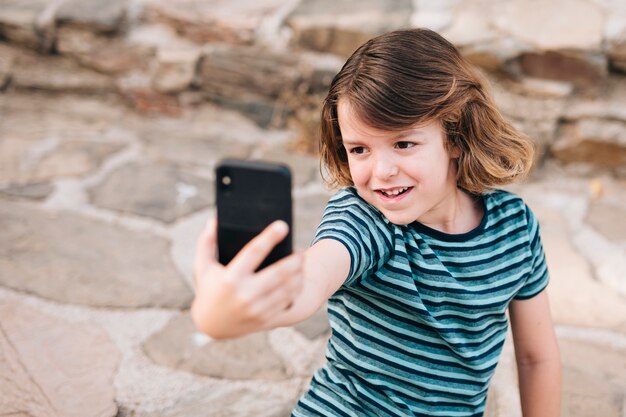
[216,159,292,270]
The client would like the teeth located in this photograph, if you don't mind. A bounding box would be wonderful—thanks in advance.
[381,187,408,196]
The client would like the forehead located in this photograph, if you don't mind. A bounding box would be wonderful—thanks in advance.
[337,99,443,143]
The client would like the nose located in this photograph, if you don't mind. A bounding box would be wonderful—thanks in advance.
[372,154,398,180]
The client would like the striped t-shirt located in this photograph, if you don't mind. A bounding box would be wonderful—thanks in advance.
[292,187,549,417]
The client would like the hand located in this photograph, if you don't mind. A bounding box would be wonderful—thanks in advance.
[191,217,303,339]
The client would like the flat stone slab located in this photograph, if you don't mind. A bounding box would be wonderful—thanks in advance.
[0,139,124,184]
[143,0,285,45]
[560,336,626,417]
[286,0,413,56]
[89,162,213,224]
[141,131,254,168]
[0,201,193,308]
[0,300,120,417]
[533,204,626,330]
[0,0,50,49]
[56,0,127,34]
[143,313,290,380]
[9,44,114,93]
[586,200,626,242]
[552,119,626,171]
[0,181,54,200]
[145,385,296,417]
[493,0,604,50]
[57,26,153,75]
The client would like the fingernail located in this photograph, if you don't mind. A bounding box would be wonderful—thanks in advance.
[273,220,288,234]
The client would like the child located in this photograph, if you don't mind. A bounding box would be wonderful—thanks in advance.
[192,28,561,417]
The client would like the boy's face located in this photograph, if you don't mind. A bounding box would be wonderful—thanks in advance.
[338,100,460,226]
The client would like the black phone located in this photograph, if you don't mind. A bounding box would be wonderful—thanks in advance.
[215,159,293,270]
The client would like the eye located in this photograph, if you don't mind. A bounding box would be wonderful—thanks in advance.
[395,141,416,149]
[349,146,367,155]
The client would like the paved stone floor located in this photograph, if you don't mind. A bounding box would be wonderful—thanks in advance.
[0,88,625,416]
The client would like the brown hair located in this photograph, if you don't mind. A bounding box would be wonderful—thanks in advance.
[320,28,535,194]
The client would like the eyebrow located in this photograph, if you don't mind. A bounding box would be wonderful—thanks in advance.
[342,130,425,145]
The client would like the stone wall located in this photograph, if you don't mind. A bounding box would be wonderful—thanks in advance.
[1,0,626,176]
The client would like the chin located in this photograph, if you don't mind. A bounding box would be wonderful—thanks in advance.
[380,211,416,226]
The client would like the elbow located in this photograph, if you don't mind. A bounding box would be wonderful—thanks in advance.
[516,343,561,369]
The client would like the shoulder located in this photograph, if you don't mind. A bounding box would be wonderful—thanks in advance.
[324,188,388,225]
[484,189,532,224]
[317,187,394,249]
[483,188,540,238]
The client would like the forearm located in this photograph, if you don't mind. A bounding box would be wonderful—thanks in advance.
[262,283,325,330]
[517,356,562,417]
[263,246,340,329]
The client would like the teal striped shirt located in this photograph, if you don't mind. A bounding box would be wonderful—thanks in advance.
[292,187,549,417]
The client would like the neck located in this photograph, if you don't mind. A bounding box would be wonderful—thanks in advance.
[420,188,483,235]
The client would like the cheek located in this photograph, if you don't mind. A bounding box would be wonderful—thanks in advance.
[347,160,368,186]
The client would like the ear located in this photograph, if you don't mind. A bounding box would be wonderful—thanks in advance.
[448,143,461,159]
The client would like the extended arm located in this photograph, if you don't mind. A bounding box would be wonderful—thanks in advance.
[509,291,561,417]
[191,218,350,339]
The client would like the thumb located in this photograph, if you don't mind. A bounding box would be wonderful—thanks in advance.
[194,216,217,286]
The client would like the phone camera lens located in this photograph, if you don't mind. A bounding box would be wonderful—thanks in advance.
[222,176,232,186]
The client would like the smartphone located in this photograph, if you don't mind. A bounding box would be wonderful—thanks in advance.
[215,159,292,270]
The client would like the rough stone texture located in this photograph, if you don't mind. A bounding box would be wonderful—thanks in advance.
[89,162,213,223]
[198,45,309,127]
[0,138,124,183]
[0,300,120,417]
[258,146,321,187]
[118,89,183,117]
[147,385,297,417]
[440,2,497,47]
[143,314,290,380]
[490,78,565,157]
[143,0,285,45]
[560,338,626,417]
[10,45,114,93]
[0,0,50,49]
[1,3,626,416]
[0,43,15,89]
[152,48,201,93]
[200,46,305,100]
[56,0,128,34]
[0,181,54,200]
[0,202,193,308]
[492,0,604,50]
[609,39,626,73]
[517,51,607,88]
[56,26,153,75]
[551,119,626,171]
[586,201,626,242]
[286,0,413,56]
[410,0,457,32]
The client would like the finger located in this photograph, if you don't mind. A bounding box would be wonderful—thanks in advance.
[229,220,289,274]
[194,216,218,285]
[250,252,302,297]
[253,272,303,318]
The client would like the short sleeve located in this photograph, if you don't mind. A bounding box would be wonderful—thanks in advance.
[312,189,391,287]
[514,204,550,300]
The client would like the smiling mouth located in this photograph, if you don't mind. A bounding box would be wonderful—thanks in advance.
[376,186,412,197]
